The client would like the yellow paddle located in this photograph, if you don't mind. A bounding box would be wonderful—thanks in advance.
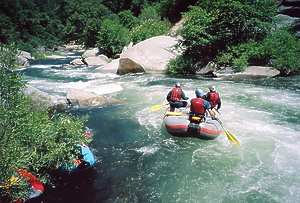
[216,118,240,145]
[165,111,187,116]
[151,103,168,111]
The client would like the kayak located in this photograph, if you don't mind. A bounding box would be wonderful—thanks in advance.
[163,108,222,140]
[60,144,95,173]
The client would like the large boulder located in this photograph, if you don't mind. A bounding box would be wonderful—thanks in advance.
[16,51,34,67]
[24,85,68,112]
[120,36,179,72]
[275,14,299,28]
[83,55,108,66]
[82,48,99,59]
[96,59,119,73]
[66,89,119,107]
[117,58,145,75]
[70,58,85,65]
[24,85,54,108]
[196,62,218,75]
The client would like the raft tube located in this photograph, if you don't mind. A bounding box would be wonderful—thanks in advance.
[163,111,222,140]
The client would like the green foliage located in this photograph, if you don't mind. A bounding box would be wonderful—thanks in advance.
[216,28,300,73]
[96,19,131,57]
[102,0,133,13]
[174,0,278,74]
[157,0,198,23]
[62,0,115,47]
[165,55,196,75]
[131,19,171,44]
[138,5,161,21]
[118,10,140,29]
[0,44,90,202]
[259,29,300,74]
[3,0,298,75]
[0,0,64,50]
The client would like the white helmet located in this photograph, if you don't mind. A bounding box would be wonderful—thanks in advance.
[175,82,181,88]
[209,86,216,92]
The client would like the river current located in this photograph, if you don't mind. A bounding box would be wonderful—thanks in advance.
[22,54,300,203]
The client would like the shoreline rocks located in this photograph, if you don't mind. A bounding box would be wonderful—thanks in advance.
[214,66,280,80]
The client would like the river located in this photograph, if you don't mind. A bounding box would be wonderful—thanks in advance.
[22,54,300,203]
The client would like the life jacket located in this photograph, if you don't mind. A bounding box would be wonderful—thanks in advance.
[208,92,219,108]
[170,88,182,102]
[190,98,205,115]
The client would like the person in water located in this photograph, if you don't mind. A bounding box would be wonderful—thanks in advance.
[204,86,221,111]
[166,82,189,112]
[190,89,216,119]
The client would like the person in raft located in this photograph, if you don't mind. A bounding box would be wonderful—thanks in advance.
[204,86,221,111]
[190,89,217,121]
[166,82,189,112]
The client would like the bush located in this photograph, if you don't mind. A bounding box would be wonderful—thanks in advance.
[96,19,131,57]
[165,55,196,74]
[261,29,300,74]
[118,10,140,29]
[131,19,171,44]
[0,44,90,202]
[175,0,277,74]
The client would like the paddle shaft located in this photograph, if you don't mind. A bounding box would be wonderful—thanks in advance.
[216,118,239,145]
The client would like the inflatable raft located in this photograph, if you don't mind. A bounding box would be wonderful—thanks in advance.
[163,109,222,140]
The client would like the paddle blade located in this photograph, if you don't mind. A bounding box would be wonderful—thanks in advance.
[223,127,239,145]
[165,111,187,116]
[151,104,167,111]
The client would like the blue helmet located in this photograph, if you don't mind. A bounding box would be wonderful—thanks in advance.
[195,89,203,98]
[175,82,181,88]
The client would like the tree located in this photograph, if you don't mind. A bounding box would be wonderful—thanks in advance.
[131,5,171,44]
[0,44,90,202]
[157,0,198,23]
[170,0,278,73]
[0,0,64,51]
[96,19,131,57]
[61,0,114,47]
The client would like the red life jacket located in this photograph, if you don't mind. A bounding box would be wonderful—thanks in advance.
[208,92,219,108]
[190,98,205,115]
[170,88,182,102]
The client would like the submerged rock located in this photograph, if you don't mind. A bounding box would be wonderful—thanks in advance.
[66,89,119,107]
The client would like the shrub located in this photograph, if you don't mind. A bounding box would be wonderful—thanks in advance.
[0,44,90,202]
[118,10,140,29]
[96,19,131,57]
[176,0,277,74]
[261,29,300,74]
[165,55,196,75]
[131,19,171,44]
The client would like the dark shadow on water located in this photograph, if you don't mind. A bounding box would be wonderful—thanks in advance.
[32,167,98,203]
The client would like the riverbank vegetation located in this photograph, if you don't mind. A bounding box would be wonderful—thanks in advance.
[1,0,299,74]
[0,45,90,202]
[165,0,300,75]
